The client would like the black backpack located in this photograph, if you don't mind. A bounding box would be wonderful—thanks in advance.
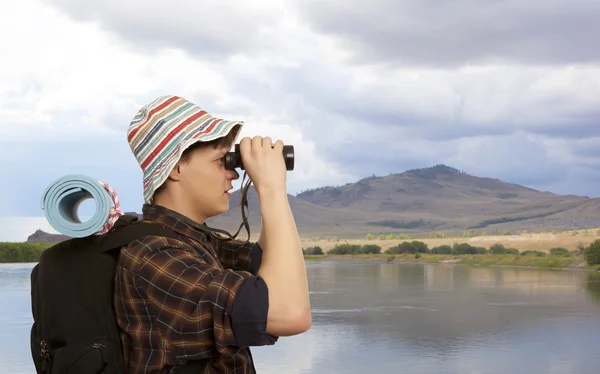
[30,214,205,374]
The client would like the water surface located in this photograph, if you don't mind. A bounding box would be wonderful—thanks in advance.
[2,261,600,373]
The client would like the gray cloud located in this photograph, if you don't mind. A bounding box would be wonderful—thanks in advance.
[245,62,600,143]
[571,138,600,159]
[31,0,600,201]
[295,0,600,67]
[42,0,284,58]
[224,61,599,197]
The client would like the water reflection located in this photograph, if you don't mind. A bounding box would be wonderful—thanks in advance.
[2,262,600,374]
[584,272,600,304]
[283,260,600,373]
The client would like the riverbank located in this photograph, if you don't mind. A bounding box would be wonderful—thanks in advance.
[301,231,600,253]
[303,253,600,271]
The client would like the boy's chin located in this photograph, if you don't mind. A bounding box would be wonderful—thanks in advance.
[214,202,230,216]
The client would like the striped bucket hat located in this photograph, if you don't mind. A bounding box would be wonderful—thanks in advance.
[127,95,243,203]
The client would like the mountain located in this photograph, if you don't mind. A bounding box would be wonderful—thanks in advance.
[26,211,143,244]
[27,229,70,244]
[27,165,600,242]
[208,164,597,237]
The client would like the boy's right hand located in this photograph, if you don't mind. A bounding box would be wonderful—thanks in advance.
[238,136,287,195]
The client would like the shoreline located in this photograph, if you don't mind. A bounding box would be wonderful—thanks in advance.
[1,254,599,273]
[303,254,600,272]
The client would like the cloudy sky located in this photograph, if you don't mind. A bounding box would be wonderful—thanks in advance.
[1,0,599,241]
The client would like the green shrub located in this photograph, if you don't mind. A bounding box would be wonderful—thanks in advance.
[329,244,361,255]
[411,241,430,253]
[386,242,417,254]
[453,243,479,255]
[303,246,324,255]
[584,240,600,265]
[505,247,520,255]
[489,243,519,255]
[0,242,52,262]
[431,245,453,254]
[549,247,570,257]
[521,250,546,257]
[360,244,382,254]
[489,243,506,254]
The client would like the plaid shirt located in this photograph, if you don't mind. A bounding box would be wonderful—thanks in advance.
[114,204,277,374]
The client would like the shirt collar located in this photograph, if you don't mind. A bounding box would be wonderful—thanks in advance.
[141,203,212,245]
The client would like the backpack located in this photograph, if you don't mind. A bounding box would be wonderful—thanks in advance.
[29,214,205,374]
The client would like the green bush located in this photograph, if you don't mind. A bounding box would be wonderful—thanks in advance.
[490,243,519,255]
[411,241,430,253]
[303,246,324,255]
[431,245,453,254]
[0,242,52,262]
[329,244,361,255]
[584,240,600,265]
[360,244,382,254]
[452,243,486,255]
[549,247,570,257]
[521,250,546,257]
[386,242,417,254]
[505,247,520,255]
[473,246,488,254]
[490,243,506,254]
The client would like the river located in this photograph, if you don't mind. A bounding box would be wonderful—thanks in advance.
[2,260,600,373]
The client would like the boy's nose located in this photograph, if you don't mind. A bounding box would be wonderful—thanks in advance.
[227,169,240,180]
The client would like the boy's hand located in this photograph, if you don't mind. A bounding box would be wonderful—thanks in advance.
[239,136,287,195]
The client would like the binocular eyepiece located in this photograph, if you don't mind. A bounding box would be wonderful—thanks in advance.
[224,144,295,171]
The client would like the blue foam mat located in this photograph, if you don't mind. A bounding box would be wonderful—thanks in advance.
[40,174,111,237]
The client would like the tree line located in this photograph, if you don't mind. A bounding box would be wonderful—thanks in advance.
[0,242,52,262]
[303,240,600,265]
[3,239,600,266]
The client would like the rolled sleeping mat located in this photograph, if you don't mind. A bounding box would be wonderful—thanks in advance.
[40,174,122,238]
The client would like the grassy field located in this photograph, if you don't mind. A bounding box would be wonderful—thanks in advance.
[298,228,600,271]
[300,227,600,254]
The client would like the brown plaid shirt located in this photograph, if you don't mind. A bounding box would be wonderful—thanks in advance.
[114,204,277,374]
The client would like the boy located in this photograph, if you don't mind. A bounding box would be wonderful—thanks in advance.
[115,95,311,373]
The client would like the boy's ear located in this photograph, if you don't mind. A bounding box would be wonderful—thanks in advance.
[168,162,183,182]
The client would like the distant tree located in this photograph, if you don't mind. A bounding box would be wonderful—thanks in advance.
[303,246,324,255]
[521,250,546,257]
[549,247,570,257]
[490,243,507,255]
[329,244,361,255]
[386,242,416,254]
[411,241,430,253]
[453,243,479,255]
[584,240,600,265]
[431,245,453,254]
[361,244,382,254]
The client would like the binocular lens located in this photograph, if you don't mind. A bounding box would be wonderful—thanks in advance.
[224,144,295,171]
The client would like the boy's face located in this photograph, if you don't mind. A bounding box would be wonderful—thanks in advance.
[177,143,239,221]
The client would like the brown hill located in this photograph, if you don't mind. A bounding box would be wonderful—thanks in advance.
[25,211,143,244]
[208,165,596,238]
[27,165,600,241]
[27,229,70,244]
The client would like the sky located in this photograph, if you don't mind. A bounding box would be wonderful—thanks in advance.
[1,0,599,241]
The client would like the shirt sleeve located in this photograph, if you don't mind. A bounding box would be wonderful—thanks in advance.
[215,239,263,275]
[131,238,275,360]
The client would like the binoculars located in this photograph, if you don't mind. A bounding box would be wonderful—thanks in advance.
[224,144,295,171]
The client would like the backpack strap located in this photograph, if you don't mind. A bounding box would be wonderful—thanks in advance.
[98,217,182,253]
